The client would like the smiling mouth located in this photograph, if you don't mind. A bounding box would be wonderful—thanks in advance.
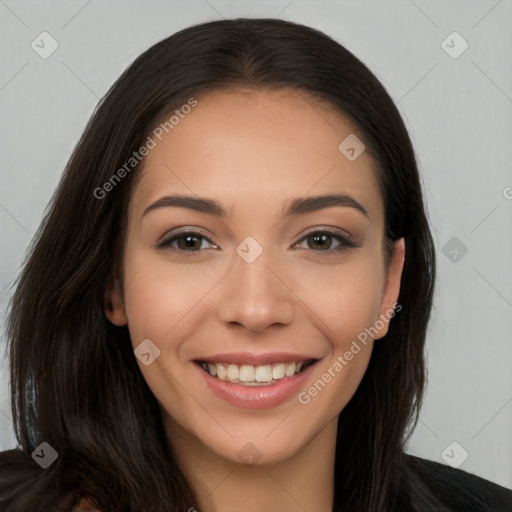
[195,359,318,386]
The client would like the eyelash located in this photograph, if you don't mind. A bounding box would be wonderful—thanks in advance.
[156,228,358,257]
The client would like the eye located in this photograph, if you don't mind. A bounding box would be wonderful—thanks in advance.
[156,230,217,256]
[292,229,358,253]
[156,228,358,257]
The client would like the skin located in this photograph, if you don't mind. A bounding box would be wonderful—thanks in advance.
[106,87,405,512]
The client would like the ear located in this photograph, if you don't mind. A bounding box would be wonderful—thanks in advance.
[104,274,128,326]
[373,237,405,340]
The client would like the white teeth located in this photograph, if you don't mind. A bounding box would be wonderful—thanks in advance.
[227,364,239,381]
[216,363,227,380]
[201,360,310,384]
[284,362,296,377]
[272,363,285,379]
[239,365,255,382]
[255,364,272,382]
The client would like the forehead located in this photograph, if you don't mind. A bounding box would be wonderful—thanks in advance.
[129,87,383,224]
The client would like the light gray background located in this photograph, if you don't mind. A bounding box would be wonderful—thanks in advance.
[1,0,511,489]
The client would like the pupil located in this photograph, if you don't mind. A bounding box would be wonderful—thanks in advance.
[310,234,330,250]
[181,235,200,250]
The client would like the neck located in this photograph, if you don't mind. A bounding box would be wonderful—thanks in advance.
[164,416,338,512]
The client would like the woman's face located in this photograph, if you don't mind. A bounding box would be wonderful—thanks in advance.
[106,87,404,465]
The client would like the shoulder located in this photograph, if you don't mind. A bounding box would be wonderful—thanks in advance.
[403,453,512,512]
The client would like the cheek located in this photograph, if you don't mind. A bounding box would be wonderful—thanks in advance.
[291,252,384,405]
[291,250,385,341]
[121,247,220,345]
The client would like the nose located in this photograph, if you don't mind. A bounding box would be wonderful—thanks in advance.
[216,246,295,333]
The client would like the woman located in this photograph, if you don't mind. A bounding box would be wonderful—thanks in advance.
[1,18,511,512]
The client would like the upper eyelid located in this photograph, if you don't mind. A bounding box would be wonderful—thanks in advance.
[157,228,214,246]
[295,226,353,240]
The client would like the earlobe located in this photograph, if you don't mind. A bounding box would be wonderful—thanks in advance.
[104,276,128,326]
[374,237,405,340]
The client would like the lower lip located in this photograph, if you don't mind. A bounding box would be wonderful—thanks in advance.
[195,362,318,409]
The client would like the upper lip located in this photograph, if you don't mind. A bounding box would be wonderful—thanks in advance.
[194,352,320,366]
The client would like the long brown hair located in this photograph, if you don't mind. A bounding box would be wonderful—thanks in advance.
[0,18,435,511]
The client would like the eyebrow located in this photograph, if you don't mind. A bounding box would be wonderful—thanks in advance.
[142,193,370,219]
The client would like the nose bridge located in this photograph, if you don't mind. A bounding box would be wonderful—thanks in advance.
[216,236,295,332]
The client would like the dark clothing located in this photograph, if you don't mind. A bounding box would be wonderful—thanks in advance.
[401,454,512,511]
